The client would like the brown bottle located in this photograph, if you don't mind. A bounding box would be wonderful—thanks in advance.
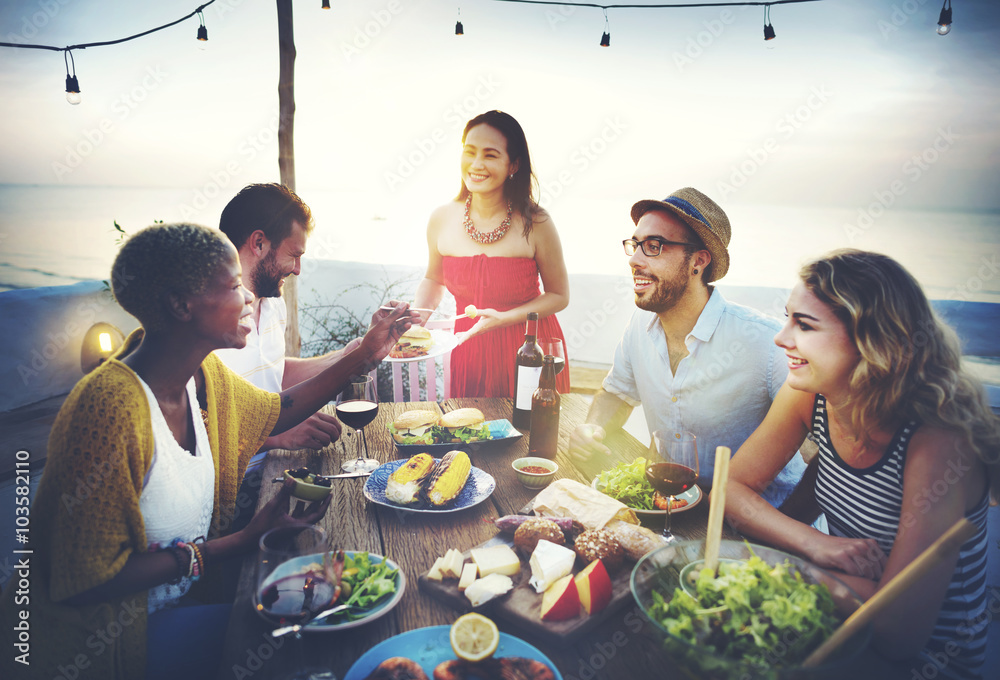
[529,355,560,459]
[512,312,543,429]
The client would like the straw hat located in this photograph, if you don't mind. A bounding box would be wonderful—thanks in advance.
[630,188,731,283]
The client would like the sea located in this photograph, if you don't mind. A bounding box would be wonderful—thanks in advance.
[1,183,999,305]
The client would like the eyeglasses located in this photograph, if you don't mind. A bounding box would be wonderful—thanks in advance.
[622,237,697,257]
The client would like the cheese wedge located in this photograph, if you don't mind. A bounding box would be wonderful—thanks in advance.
[470,544,521,577]
[426,556,446,581]
[528,539,577,593]
[441,549,465,579]
[464,573,514,607]
[458,562,479,592]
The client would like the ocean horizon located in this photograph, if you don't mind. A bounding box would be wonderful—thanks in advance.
[1,183,998,305]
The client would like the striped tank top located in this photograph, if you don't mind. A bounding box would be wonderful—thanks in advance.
[812,395,989,679]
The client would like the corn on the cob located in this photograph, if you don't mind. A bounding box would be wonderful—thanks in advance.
[423,450,472,506]
[385,453,435,505]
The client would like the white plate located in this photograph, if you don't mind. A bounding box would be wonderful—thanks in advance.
[344,625,563,680]
[384,328,458,364]
[254,551,405,632]
[591,477,703,517]
[364,458,496,513]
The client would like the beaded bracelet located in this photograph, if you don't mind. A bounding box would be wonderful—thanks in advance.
[149,538,193,584]
[190,543,205,581]
[184,543,200,580]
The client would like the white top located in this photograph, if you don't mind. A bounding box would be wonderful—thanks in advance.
[137,376,215,612]
[602,288,806,507]
[214,296,287,392]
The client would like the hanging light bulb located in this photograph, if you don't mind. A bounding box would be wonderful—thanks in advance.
[456,8,463,35]
[64,50,81,105]
[600,9,610,47]
[196,11,209,50]
[763,5,776,45]
[937,0,952,35]
[322,0,331,8]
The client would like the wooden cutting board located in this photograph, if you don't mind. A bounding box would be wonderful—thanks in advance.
[417,529,642,646]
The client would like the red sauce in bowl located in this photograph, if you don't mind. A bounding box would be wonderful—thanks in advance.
[519,465,551,475]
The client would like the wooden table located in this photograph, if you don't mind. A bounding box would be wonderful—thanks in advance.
[218,395,907,680]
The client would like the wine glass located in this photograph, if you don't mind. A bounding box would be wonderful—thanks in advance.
[254,525,337,680]
[335,375,380,474]
[538,338,566,377]
[647,430,700,541]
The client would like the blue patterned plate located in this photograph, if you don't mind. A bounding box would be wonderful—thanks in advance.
[363,458,496,513]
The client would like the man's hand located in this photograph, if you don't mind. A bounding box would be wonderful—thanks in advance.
[266,412,342,451]
[568,423,611,462]
[359,301,419,363]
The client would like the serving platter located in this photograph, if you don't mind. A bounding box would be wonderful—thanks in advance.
[344,625,563,680]
[417,531,640,646]
[363,458,496,514]
[254,551,405,632]
[393,418,522,455]
[384,328,458,364]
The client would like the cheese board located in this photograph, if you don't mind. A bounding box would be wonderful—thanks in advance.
[417,528,646,646]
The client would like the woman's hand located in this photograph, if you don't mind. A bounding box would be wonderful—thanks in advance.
[455,307,503,344]
[805,533,887,581]
[241,478,332,545]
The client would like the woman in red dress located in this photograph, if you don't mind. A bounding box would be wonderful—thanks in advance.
[415,110,570,397]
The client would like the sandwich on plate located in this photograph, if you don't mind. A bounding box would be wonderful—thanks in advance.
[389,325,434,358]
[388,410,440,445]
[437,408,492,444]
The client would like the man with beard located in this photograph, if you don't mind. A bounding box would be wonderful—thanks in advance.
[568,187,805,507]
[215,183,401,453]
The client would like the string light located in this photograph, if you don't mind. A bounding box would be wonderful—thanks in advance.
[322,0,331,8]
[937,0,952,36]
[196,10,209,49]
[0,1,219,104]
[456,7,464,35]
[64,50,80,105]
[764,4,776,42]
[600,8,610,46]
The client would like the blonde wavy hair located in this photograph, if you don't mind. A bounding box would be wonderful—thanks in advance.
[801,249,999,498]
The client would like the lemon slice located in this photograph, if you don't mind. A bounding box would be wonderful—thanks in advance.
[464,304,478,319]
[449,612,499,662]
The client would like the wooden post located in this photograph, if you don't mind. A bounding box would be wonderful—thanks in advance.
[276,0,300,357]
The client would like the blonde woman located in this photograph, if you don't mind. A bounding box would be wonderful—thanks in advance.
[724,249,998,679]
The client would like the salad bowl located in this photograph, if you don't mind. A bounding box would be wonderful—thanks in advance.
[630,539,871,679]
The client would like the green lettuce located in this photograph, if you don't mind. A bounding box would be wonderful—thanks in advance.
[647,548,839,679]
[433,423,492,444]
[595,457,658,510]
[386,423,436,445]
[331,552,399,621]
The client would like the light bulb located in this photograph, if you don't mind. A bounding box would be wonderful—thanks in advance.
[937,23,952,35]
[65,75,81,105]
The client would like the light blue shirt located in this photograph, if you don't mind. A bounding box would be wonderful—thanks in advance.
[603,288,806,507]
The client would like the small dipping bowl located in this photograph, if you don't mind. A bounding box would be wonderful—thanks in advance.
[511,457,558,489]
[283,469,333,502]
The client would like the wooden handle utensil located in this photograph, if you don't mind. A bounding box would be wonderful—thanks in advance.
[703,446,731,573]
[803,517,977,667]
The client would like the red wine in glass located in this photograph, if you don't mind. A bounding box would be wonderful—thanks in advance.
[334,400,378,430]
[645,462,697,497]
[257,573,338,626]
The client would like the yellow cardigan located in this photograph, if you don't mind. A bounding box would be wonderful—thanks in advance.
[0,331,280,680]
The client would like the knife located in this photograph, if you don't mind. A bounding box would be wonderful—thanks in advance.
[272,471,372,483]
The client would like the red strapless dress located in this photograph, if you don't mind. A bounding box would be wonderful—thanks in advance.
[442,255,570,398]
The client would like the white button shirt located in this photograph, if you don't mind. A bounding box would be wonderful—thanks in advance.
[215,296,287,392]
[603,288,806,507]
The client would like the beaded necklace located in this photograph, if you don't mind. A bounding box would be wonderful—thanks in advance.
[463,195,513,244]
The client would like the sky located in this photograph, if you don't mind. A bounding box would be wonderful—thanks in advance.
[0,0,999,223]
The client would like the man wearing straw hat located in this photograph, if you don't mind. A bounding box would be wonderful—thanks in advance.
[568,187,806,507]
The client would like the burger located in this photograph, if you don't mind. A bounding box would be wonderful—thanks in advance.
[388,410,440,445]
[389,325,434,359]
[437,407,492,444]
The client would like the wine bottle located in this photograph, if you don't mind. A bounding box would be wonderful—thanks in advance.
[529,355,560,459]
[512,312,543,429]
